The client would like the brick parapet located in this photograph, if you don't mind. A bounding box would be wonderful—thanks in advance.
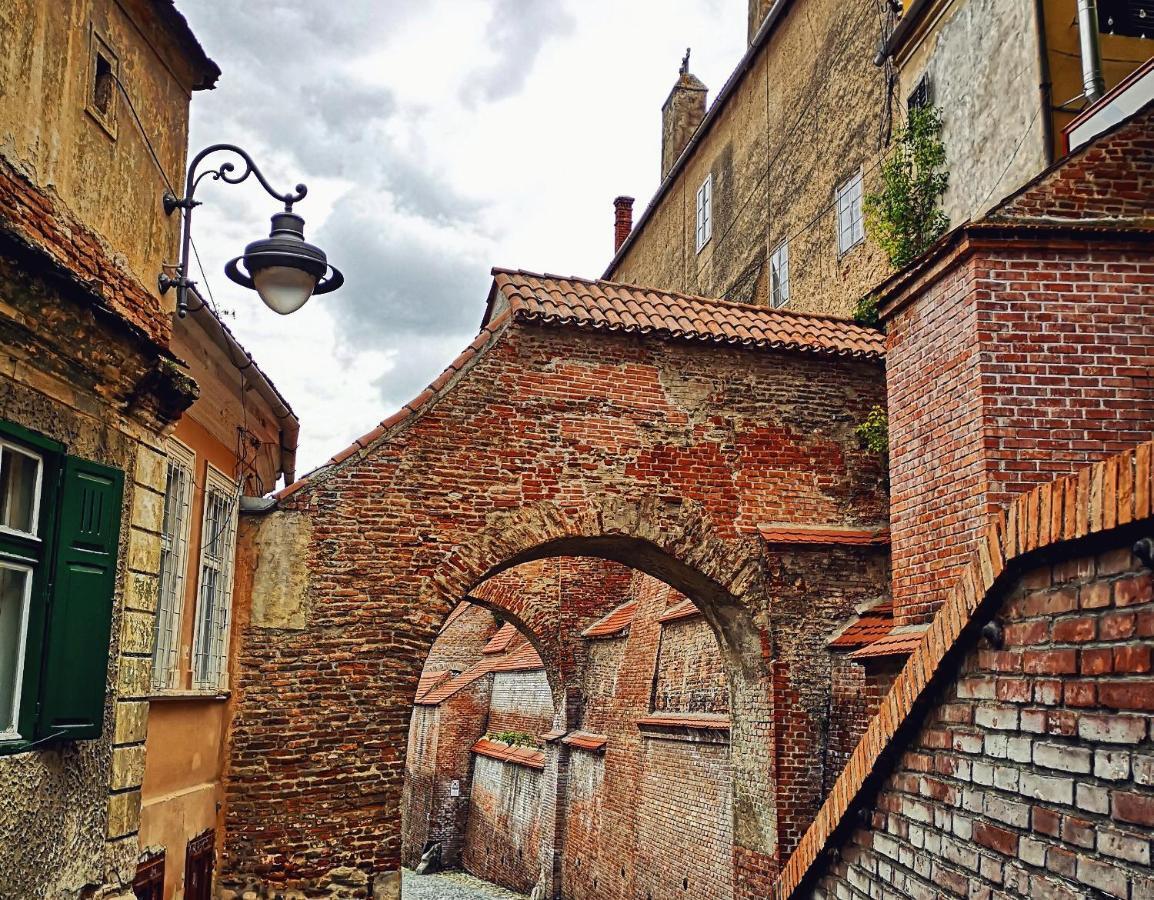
[775,437,1154,898]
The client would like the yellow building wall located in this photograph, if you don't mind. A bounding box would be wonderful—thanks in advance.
[0,0,197,312]
[610,0,891,317]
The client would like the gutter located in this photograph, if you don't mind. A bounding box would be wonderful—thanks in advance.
[602,0,797,278]
[186,291,300,485]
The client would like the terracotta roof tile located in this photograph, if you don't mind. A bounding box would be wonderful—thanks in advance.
[541,727,567,743]
[472,738,545,770]
[439,601,472,634]
[636,713,731,731]
[849,628,928,660]
[415,670,451,703]
[416,659,494,705]
[828,615,894,650]
[482,623,520,655]
[657,598,701,625]
[561,731,608,753]
[491,270,885,360]
[758,524,891,546]
[582,600,637,639]
[490,644,544,672]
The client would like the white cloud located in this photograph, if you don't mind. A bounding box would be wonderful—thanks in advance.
[178,0,746,476]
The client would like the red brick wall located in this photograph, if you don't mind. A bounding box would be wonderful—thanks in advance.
[486,671,554,738]
[654,616,730,714]
[226,319,887,892]
[462,757,544,893]
[805,536,1154,900]
[887,244,1154,625]
[424,604,499,675]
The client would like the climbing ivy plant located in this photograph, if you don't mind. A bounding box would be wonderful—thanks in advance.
[855,405,889,456]
[864,105,949,270]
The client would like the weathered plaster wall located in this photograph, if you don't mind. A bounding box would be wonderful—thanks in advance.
[610,0,892,317]
[0,0,196,315]
[0,255,173,899]
[462,756,544,893]
[894,0,1048,224]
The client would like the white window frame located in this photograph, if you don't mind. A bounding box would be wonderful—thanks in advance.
[0,440,43,542]
[191,464,239,692]
[695,174,713,253]
[770,240,790,308]
[836,170,865,256]
[0,561,34,740]
[151,440,195,692]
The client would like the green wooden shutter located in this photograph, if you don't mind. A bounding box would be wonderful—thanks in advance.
[36,456,124,740]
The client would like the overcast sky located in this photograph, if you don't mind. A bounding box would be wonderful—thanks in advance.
[179,1,746,478]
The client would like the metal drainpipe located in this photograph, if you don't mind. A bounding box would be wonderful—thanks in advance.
[1033,0,1055,165]
[1077,0,1107,103]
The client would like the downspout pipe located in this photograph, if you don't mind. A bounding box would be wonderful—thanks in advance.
[1077,0,1106,104]
[1034,0,1055,165]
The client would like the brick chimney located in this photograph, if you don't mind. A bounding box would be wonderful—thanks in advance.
[661,50,708,180]
[748,0,774,43]
[613,196,634,252]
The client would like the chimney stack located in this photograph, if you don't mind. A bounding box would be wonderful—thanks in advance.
[748,0,774,43]
[613,196,635,252]
[661,49,708,180]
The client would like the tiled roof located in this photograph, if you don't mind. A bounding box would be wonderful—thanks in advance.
[828,615,893,650]
[581,601,637,639]
[657,598,701,625]
[482,623,520,655]
[636,713,731,731]
[416,659,493,706]
[541,727,568,743]
[490,644,544,672]
[471,738,545,770]
[561,731,608,753]
[850,629,927,660]
[490,270,885,361]
[758,524,891,546]
[414,670,450,703]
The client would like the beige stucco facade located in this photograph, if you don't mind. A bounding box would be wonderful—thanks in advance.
[608,0,893,318]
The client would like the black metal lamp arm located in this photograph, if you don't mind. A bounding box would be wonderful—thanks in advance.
[159,143,309,317]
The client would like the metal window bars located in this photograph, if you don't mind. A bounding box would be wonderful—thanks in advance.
[191,471,238,691]
[150,447,193,691]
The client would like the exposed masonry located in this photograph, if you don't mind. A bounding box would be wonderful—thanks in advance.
[227,269,890,898]
[777,437,1154,898]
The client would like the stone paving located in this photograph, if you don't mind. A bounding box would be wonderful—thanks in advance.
[401,869,529,900]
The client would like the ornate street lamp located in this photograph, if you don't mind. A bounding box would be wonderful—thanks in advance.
[159,143,344,317]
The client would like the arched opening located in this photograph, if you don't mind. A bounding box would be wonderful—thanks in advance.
[402,544,757,900]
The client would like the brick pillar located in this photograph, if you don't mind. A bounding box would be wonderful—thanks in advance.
[613,196,634,252]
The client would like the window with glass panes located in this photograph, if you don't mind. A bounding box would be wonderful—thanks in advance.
[191,466,238,690]
[0,419,123,751]
[770,240,790,308]
[695,174,712,253]
[150,441,194,691]
[836,171,865,255]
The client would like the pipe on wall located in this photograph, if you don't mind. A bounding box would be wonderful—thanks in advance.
[1077,0,1107,103]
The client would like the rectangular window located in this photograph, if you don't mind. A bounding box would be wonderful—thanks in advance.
[151,441,195,692]
[185,830,215,900]
[695,174,712,253]
[1098,0,1154,38]
[191,466,238,691]
[86,28,119,138]
[0,419,123,752]
[770,240,790,308]
[836,171,865,255]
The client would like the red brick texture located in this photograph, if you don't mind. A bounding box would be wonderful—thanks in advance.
[224,288,889,895]
[882,108,1154,626]
[775,437,1154,898]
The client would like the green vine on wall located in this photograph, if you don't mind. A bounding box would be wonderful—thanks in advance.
[488,730,538,748]
[855,405,889,456]
[864,105,949,270]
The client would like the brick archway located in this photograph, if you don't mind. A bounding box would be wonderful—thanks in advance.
[223,271,888,900]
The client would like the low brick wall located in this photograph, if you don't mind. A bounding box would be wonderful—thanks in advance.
[462,756,544,893]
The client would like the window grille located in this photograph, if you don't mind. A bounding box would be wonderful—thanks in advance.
[151,442,194,691]
[770,240,790,308]
[191,466,238,691]
[836,171,865,255]
[695,174,713,252]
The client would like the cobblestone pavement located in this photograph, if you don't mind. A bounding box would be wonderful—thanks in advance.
[401,869,529,900]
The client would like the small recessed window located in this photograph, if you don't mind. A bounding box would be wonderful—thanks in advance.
[695,174,713,253]
[770,240,790,308]
[836,171,865,256]
[907,75,932,114]
[86,30,118,138]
